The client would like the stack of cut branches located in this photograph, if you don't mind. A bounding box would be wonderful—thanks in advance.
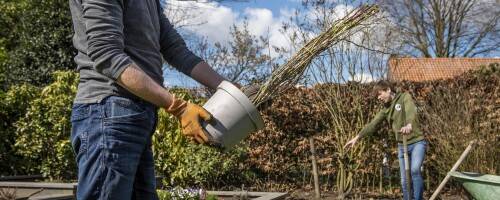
[251,5,380,106]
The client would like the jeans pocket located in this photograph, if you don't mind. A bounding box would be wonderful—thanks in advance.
[72,131,88,161]
[71,104,90,122]
[105,96,147,121]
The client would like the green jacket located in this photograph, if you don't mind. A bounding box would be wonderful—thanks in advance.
[358,92,424,144]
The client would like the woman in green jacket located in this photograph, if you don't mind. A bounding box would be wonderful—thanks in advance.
[344,81,427,200]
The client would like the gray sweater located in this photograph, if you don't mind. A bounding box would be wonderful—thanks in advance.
[69,0,203,103]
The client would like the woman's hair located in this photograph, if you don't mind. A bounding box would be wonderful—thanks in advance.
[373,80,395,95]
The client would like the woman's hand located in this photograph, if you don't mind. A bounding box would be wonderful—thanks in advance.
[399,123,412,135]
[344,135,360,151]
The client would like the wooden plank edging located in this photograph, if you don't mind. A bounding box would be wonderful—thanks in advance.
[0,182,77,190]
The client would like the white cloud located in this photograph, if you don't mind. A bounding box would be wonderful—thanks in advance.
[243,8,274,36]
[162,1,384,59]
[331,4,354,21]
[164,1,237,43]
[303,4,390,51]
[192,6,237,43]
[288,0,341,3]
[243,8,298,58]
[300,3,353,24]
[163,0,295,58]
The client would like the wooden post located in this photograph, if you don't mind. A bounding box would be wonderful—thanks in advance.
[429,140,477,200]
[389,177,392,194]
[379,167,383,194]
[402,135,412,199]
[426,167,430,192]
[400,102,412,199]
[309,138,321,199]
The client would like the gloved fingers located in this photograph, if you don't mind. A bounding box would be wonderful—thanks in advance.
[190,131,208,144]
[198,107,213,122]
[190,122,209,143]
[193,135,205,144]
[182,125,204,143]
[182,128,193,137]
[181,121,194,136]
[197,130,209,143]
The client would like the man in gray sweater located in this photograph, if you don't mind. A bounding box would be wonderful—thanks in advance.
[69,0,228,199]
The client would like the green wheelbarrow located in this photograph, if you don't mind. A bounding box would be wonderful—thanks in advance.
[449,171,500,200]
[430,140,500,200]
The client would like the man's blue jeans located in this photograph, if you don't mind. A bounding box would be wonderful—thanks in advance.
[70,96,159,200]
[398,139,427,200]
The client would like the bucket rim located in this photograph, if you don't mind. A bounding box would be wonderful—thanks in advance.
[217,81,264,129]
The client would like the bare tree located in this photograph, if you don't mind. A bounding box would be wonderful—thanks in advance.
[379,0,500,57]
[161,0,250,28]
[162,0,207,29]
[160,0,271,87]
[285,0,393,83]
[209,22,272,84]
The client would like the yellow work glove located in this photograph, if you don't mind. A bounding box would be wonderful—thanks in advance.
[165,97,213,144]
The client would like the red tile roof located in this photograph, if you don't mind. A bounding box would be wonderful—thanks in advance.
[388,58,500,82]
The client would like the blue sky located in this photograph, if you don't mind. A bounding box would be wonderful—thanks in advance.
[161,0,304,87]
[161,0,381,87]
[160,0,500,88]
[161,0,301,16]
[219,0,301,16]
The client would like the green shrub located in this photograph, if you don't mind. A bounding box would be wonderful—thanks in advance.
[0,83,40,175]
[0,46,6,85]
[14,71,78,179]
[0,0,75,88]
[9,71,247,185]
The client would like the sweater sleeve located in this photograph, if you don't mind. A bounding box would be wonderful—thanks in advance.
[82,0,133,80]
[158,7,203,76]
[358,109,387,138]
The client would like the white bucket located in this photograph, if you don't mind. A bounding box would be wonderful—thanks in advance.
[202,81,264,149]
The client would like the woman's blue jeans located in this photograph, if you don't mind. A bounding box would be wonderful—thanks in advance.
[70,96,159,200]
[398,139,427,200]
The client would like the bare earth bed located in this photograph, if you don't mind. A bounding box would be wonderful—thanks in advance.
[287,189,470,200]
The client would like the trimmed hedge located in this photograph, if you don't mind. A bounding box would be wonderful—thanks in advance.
[243,63,499,192]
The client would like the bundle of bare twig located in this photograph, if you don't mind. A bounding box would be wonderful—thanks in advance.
[251,5,380,106]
